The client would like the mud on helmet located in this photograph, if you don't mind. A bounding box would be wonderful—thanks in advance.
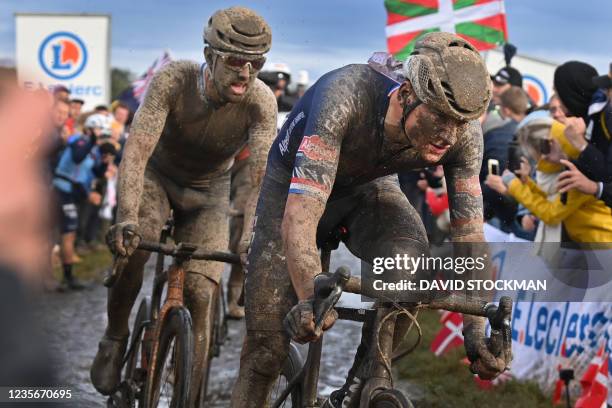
[402,32,491,122]
[204,6,271,55]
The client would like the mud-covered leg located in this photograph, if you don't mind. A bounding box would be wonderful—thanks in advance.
[183,273,217,407]
[91,169,170,395]
[231,166,296,407]
[171,175,230,407]
[231,330,289,408]
[341,176,429,404]
[227,159,252,319]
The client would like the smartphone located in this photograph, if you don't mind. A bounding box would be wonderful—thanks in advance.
[540,139,551,155]
[487,159,500,176]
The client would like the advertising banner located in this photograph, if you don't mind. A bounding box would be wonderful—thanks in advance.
[484,224,612,404]
[15,13,110,109]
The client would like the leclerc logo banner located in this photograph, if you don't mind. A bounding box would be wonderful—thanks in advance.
[385,0,508,60]
[38,31,88,80]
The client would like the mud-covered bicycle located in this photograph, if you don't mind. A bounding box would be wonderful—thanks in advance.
[104,221,240,408]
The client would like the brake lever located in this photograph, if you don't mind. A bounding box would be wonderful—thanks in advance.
[484,296,512,360]
[312,266,350,335]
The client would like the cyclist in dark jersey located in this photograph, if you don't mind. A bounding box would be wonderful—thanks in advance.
[90,8,277,405]
[231,33,510,407]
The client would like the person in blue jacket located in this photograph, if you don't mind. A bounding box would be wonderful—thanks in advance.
[52,113,111,290]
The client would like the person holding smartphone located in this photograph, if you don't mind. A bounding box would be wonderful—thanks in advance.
[479,86,528,232]
[485,113,612,243]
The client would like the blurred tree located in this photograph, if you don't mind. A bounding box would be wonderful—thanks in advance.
[111,68,135,101]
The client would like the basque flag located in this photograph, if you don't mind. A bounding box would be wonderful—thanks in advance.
[385,0,508,60]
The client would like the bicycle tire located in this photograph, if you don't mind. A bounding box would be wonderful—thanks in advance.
[369,388,414,408]
[271,342,304,407]
[125,297,152,381]
[144,306,193,408]
[196,287,221,407]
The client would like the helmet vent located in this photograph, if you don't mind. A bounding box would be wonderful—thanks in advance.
[441,81,454,100]
[231,24,263,37]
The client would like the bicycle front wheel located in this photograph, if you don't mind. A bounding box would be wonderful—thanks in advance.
[270,342,304,407]
[144,307,193,408]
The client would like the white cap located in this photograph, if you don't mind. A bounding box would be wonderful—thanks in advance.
[261,62,291,76]
[297,70,309,86]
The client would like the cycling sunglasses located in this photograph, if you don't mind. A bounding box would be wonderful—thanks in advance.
[211,48,266,72]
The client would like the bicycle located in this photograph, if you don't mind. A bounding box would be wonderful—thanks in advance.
[104,223,240,408]
[272,247,513,408]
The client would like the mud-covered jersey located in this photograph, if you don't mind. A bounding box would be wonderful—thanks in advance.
[116,60,277,223]
[267,63,485,237]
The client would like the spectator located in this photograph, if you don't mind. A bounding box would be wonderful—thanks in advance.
[554,61,612,182]
[52,85,70,103]
[94,104,110,116]
[482,66,523,134]
[65,98,84,135]
[258,62,294,111]
[480,86,528,233]
[47,98,70,176]
[76,141,117,253]
[110,101,130,142]
[52,114,111,290]
[486,114,612,243]
[491,66,523,106]
[548,93,568,124]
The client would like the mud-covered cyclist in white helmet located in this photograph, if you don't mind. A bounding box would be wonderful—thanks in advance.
[90,7,277,406]
[230,32,511,407]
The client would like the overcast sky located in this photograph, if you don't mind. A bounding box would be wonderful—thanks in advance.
[0,0,610,81]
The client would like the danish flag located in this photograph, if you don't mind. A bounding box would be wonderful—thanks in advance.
[431,311,464,356]
[576,347,609,408]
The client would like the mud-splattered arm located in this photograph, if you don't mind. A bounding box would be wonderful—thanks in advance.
[444,121,485,242]
[444,121,491,331]
[282,91,350,301]
[238,85,277,259]
[115,63,180,224]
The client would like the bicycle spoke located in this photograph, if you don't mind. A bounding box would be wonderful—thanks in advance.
[156,338,176,408]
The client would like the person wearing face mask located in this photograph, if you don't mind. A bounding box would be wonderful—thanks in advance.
[231,33,510,408]
[485,113,612,244]
[90,7,277,404]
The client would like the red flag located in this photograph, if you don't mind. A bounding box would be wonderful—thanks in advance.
[431,312,463,356]
[576,354,608,408]
[579,345,606,399]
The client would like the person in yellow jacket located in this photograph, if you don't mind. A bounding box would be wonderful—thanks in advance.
[486,113,612,243]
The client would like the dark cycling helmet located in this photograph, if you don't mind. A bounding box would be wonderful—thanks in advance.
[403,32,491,121]
[204,7,271,55]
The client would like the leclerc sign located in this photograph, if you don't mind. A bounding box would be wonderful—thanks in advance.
[16,14,110,109]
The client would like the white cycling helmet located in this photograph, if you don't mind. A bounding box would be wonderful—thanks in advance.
[84,113,112,135]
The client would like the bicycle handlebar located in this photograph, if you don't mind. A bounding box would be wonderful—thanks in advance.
[103,240,240,288]
[313,272,512,350]
[136,241,241,264]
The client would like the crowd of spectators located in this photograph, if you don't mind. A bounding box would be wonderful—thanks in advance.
[403,60,612,250]
[45,86,131,291]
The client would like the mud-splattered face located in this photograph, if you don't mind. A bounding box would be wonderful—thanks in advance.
[205,47,264,104]
[404,104,467,163]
